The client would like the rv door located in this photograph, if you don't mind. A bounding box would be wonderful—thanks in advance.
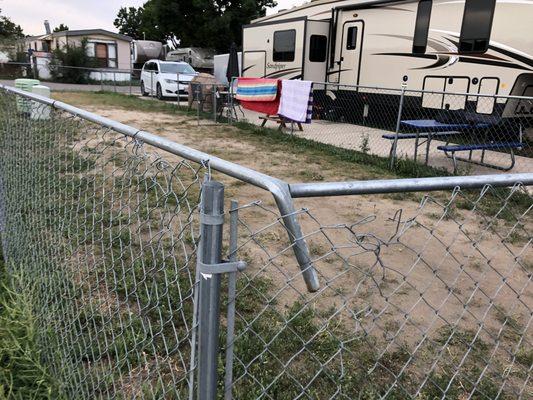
[304,20,330,83]
[333,20,364,86]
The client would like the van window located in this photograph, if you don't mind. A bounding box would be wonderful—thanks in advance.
[346,27,358,50]
[459,0,496,53]
[413,0,432,54]
[309,35,327,62]
[273,30,296,62]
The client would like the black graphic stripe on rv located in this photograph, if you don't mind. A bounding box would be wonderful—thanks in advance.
[326,69,351,76]
[373,52,438,61]
[374,52,531,71]
[487,46,533,68]
[443,34,533,69]
[458,57,531,71]
[242,65,255,73]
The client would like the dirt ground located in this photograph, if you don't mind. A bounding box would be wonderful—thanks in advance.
[53,92,532,387]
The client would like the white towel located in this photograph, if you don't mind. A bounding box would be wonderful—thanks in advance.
[278,80,313,123]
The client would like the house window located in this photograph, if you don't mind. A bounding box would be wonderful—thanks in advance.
[309,35,327,62]
[413,0,432,54]
[459,0,497,53]
[273,30,296,62]
[346,27,358,50]
[42,41,51,52]
[90,42,118,68]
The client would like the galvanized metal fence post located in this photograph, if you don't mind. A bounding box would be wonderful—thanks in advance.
[197,86,201,127]
[224,200,239,400]
[213,85,217,123]
[177,73,181,109]
[230,77,236,125]
[390,84,406,169]
[197,180,225,400]
[151,71,154,98]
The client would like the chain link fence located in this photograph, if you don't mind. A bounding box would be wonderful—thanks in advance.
[0,61,141,95]
[0,87,205,398]
[237,81,533,175]
[4,62,531,176]
[0,85,531,399]
[227,186,532,399]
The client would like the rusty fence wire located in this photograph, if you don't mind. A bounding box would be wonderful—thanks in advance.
[0,85,532,400]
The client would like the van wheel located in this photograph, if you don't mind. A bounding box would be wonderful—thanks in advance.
[156,83,164,100]
[140,81,148,96]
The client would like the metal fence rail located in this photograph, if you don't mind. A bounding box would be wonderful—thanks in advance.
[0,85,531,399]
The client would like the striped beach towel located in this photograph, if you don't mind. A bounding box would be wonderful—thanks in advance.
[236,78,279,102]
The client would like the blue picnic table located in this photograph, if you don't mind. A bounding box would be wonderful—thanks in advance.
[384,119,494,166]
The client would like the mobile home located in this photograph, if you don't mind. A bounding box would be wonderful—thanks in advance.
[242,0,533,120]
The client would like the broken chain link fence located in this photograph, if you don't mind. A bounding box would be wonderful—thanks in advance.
[227,185,532,399]
[0,86,531,399]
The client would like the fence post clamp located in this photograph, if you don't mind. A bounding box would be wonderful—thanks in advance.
[199,210,247,278]
[199,260,247,276]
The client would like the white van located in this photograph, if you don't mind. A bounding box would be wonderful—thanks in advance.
[140,60,198,100]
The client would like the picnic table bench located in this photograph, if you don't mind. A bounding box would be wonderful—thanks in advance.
[259,114,304,132]
[437,141,523,173]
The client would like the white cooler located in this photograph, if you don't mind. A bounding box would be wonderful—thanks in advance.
[30,85,51,120]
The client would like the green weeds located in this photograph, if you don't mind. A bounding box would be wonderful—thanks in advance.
[0,254,63,399]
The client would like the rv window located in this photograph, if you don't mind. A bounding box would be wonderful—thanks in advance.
[459,0,496,53]
[309,35,327,62]
[413,0,432,54]
[346,27,358,50]
[273,30,296,62]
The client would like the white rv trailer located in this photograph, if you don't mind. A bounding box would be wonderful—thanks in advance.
[131,40,165,78]
[242,0,533,121]
[166,48,216,72]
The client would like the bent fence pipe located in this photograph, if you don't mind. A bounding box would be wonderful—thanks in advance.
[0,84,321,292]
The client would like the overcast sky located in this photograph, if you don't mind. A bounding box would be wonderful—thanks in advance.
[1,0,307,36]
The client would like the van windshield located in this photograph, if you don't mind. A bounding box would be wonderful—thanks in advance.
[160,63,196,74]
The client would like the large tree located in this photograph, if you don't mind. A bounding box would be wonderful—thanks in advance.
[114,7,146,39]
[0,9,23,39]
[113,0,276,52]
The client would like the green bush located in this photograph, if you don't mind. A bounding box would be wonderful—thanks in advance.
[48,38,96,84]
